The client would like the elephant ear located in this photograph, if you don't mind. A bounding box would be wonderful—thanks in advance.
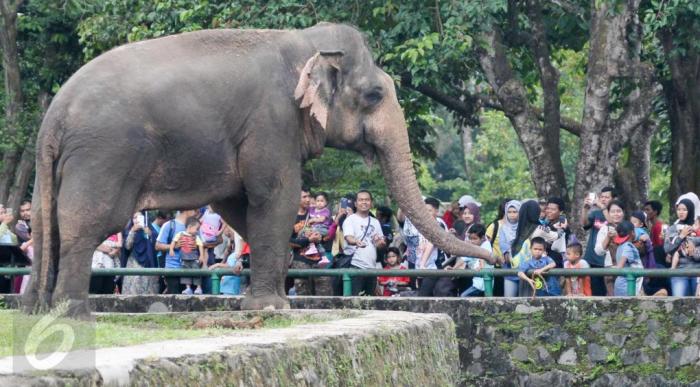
[294,51,343,131]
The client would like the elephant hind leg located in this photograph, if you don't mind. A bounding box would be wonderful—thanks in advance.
[51,165,142,318]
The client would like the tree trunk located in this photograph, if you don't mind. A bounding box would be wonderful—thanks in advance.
[615,120,655,213]
[660,29,700,214]
[6,142,34,210]
[571,0,656,228]
[0,0,24,204]
[459,120,472,176]
[477,27,568,202]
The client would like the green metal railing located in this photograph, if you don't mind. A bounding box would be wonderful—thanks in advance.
[3,267,700,297]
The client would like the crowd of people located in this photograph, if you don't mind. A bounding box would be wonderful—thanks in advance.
[1,185,699,298]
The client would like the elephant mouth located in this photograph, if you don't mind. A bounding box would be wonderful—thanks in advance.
[360,124,377,168]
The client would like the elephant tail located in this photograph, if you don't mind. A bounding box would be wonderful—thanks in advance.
[36,118,59,301]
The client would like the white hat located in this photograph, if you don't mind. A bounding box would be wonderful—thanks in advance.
[458,195,481,208]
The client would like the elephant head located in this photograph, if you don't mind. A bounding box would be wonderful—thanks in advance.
[296,24,492,260]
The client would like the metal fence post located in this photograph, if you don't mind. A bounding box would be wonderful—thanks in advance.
[484,274,494,297]
[342,273,352,296]
[626,273,636,296]
[211,272,221,295]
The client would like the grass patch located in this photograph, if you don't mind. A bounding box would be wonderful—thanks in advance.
[0,309,342,357]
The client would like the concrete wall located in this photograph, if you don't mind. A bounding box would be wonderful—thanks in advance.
[0,309,458,386]
[2,295,699,386]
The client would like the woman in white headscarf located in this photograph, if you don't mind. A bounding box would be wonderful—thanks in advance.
[675,193,700,222]
[498,200,522,259]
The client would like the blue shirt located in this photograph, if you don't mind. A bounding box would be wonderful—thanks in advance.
[616,241,642,268]
[220,253,242,295]
[157,220,186,268]
[518,255,561,296]
[462,240,493,291]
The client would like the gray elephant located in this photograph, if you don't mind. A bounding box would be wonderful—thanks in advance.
[22,22,491,316]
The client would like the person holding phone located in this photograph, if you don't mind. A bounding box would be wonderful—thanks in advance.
[121,211,159,295]
[582,186,617,296]
[665,198,697,296]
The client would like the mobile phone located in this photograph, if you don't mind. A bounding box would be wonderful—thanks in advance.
[135,213,145,227]
[559,215,566,224]
[588,192,596,202]
[340,198,349,209]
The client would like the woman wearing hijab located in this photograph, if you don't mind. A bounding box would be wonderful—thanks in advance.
[503,200,540,297]
[665,198,698,296]
[121,211,159,295]
[484,198,512,260]
[497,200,522,260]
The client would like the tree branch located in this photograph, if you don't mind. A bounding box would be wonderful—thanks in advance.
[527,0,562,138]
[405,79,582,136]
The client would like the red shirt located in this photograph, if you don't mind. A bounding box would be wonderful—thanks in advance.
[650,220,663,247]
[442,211,455,229]
[378,266,411,296]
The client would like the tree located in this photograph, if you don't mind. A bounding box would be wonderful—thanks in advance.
[0,0,24,206]
[643,0,700,212]
[0,0,84,210]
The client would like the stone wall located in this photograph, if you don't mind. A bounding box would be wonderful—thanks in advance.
[2,295,699,386]
[0,309,458,386]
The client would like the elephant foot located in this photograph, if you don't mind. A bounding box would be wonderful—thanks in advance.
[21,289,53,315]
[241,294,290,311]
[50,294,92,320]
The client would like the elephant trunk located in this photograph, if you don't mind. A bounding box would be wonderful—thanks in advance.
[377,146,491,260]
[367,75,492,260]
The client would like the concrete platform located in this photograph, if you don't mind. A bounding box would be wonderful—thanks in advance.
[0,309,458,386]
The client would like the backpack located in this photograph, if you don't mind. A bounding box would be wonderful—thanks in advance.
[435,219,450,269]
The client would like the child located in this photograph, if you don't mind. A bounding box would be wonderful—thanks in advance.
[199,206,224,244]
[518,237,561,296]
[459,224,493,297]
[613,221,644,296]
[377,247,411,296]
[171,216,206,295]
[563,242,591,296]
[630,211,650,243]
[304,192,333,261]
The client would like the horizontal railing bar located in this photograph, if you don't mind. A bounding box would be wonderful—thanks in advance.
[2,267,700,278]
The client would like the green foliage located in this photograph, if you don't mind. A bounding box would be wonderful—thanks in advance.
[302,148,389,205]
[426,110,537,222]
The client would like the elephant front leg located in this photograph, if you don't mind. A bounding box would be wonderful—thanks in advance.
[240,183,299,311]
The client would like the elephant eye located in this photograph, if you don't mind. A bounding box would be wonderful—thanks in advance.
[363,87,383,107]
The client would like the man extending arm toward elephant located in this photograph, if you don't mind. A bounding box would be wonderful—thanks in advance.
[343,190,386,296]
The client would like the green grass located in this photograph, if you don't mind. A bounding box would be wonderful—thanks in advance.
[0,309,343,357]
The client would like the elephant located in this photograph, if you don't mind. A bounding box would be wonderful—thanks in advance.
[22,22,491,317]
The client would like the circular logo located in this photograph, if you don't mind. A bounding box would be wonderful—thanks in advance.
[534,277,543,290]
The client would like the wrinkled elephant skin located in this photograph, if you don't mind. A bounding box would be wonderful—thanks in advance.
[22,23,490,317]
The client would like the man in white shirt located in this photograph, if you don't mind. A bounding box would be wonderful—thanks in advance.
[343,190,386,295]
